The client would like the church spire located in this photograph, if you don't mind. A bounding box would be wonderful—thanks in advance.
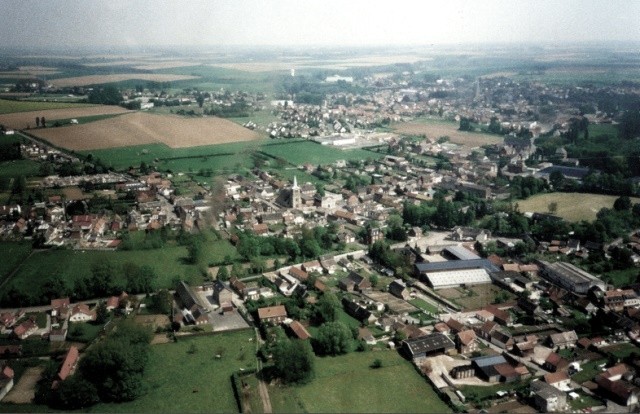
[292,175,299,189]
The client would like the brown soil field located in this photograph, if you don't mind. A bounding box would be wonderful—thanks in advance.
[135,314,169,331]
[394,121,502,148]
[3,366,44,404]
[62,186,86,201]
[31,111,262,150]
[0,105,131,129]
[50,74,200,87]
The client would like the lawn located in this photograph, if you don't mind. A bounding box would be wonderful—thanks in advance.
[0,160,41,181]
[3,240,239,305]
[572,359,606,383]
[90,329,256,413]
[569,392,604,411]
[601,342,640,360]
[605,268,639,288]
[0,242,32,279]
[516,192,640,222]
[0,99,93,114]
[268,349,451,413]
[409,298,439,314]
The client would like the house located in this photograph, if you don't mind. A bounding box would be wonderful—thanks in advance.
[544,371,571,391]
[69,304,95,322]
[301,260,322,273]
[338,272,371,292]
[402,333,455,361]
[530,380,567,412]
[484,305,513,326]
[490,330,514,350]
[0,365,14,401]
[547,330,578,350]
[288,266,309,282]
[544,352,569,372]
[288,320,311,340]
[595,367,639,407]
[105,296,119,311]
[51,297,70,318]
[388,279,410,300]
[57,346,79,382]
[342,298,376,324]
[456,329,478,355]
[257,305,287,325]
[13,319,38,340]
[49,326,68,342]
[445,318,465,334]
[475,320,498,340]
[0,313,16,329]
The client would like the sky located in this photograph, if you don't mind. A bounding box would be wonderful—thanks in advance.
[0,0,639,49]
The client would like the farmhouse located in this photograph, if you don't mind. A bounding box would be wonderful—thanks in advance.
[257,305,287,325]
[69,304,95,322]
[530,380,567,412]
[0,365,14,402]
[52,345,79,389]
[388,279,410,300]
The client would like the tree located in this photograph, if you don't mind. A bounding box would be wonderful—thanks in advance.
[41,116,46,127]
[95,301,108,324]
[186,238,203,265]
[371,358,383,369]
[613,196,632,212]
[548,202,558,215]
[217,266,229,281]
[313,321,352,355]
[196,94,205,108]
[150,289,173,315]
[35,117,40,127]
[89,260,116,297]
[54,375,100,409]
[272,338,315,384]
[315,292,340,323]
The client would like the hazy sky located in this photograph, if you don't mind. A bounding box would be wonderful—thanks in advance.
[1,0,639,49]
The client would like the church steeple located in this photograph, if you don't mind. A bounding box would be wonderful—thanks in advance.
[291,176,301,209]
[292,175,299,189]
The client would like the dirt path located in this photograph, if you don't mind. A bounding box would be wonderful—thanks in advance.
[3,366,44,404]
[255,328,272,413]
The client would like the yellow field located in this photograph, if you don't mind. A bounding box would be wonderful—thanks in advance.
[517,193,640,222]
[30,111,261,150]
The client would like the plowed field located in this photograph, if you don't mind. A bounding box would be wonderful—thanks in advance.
[31,111,261,150]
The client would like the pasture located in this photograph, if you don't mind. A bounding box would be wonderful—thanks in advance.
[516,192,640,222]
[393,119,502,149]
[0,242,32,280]
[268,349,450,413]
[0,105,130,129]
[90,330,256,413]
[0,99,92,115]
[2,239,239,305]
[31,111,262,151]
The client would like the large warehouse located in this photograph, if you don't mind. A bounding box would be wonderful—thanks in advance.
[415,259,498,289]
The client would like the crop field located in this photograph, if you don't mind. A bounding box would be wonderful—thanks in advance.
[90,330,255,413]
[0,105,129,129]
[259,140,382,165]
[393,119,502,148]
[0,99,93,115]
[49,73,200,87]
[30,111,262,151]
[268,349,450,413]
[437,284,514,311]
[2,239,239,305]
[517,192,640,222]
[0,160,41,181]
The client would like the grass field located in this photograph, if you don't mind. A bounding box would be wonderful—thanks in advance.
[259,140,382,165]
[90,330,256,413]
[393,118,502,149]
[517,192,640,222]
[409,298,439,314]
[3,239,239,305]
[49,74,200,88]
[0,160,41,180]
[0,99,92,114]
[268,349,450,413]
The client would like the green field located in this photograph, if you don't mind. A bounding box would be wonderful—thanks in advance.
[0,160,41,180]
[2,238,239,305]
[268,349,450,413]
[90,330,255,413]
[0,242,32,279]
[0,99,94,114]
[517,192,640,222]
[156,65,279,94]
[409,297,439,314]
[259,140,382,165]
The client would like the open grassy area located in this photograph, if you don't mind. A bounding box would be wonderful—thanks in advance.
[0,160,41,181]
[3,239,239,305]
[409,297,439,314]
[517,192,640,222]
[601,342,640,360]
[0,98,93,114]
[0,242,32,279]
[269,349,450,413]
[572,359,606,383]
[259,140,382,165]
[90,329,256,413]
